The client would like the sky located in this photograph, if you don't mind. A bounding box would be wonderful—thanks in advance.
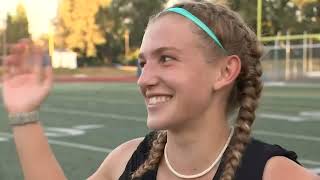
[0,0,59,38]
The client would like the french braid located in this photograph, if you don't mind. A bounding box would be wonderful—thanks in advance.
[211,5,263,180]
[131,131,167,179]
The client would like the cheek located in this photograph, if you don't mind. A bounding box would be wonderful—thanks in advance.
[180,65,213,95]
[172,67,213,115]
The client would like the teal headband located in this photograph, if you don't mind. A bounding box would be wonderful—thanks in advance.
[165,7,226,52]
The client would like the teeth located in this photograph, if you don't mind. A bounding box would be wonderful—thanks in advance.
[148,96,171,105]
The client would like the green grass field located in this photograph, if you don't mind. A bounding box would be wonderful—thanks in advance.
[0,82,320,179]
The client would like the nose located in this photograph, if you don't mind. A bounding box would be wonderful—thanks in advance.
[137,62,159,89]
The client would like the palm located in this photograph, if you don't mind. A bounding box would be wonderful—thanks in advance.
[3,72,52,114]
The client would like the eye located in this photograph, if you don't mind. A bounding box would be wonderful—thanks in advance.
[160,55,175,64]
[138,60,146,68]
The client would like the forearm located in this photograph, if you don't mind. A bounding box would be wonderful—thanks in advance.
[12,122,66,180]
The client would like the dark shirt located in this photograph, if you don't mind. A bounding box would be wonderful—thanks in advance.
[119,131,299,180]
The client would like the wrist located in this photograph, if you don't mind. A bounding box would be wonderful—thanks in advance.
[8,110,40,126]
[6,106,40,115]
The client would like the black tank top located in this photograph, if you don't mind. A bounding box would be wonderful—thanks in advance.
[119,131,299,180]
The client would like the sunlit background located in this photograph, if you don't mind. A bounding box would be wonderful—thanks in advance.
[0,0,58,38]
[0,0,319,179]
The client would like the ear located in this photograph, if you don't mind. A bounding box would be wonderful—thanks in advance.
[213,55,241,90]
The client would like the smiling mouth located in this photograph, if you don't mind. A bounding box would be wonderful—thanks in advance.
[147,95,173,106]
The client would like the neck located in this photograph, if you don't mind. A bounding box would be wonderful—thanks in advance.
[164,112,231,176]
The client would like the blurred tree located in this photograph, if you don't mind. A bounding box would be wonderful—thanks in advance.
[5,3,30,43]
[110,0,166,48]
[55,0,111,58]
[229,0,319,36]
[95,0,166,65]
[95,4,122,64]
[262,0,300,35]
[96,0,166,65]
[292,0,318,8]
[94,0,319,64]
[229,0,258,31]
[298,0,320,33]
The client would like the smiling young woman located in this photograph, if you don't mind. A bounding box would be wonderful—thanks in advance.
[2,1,319,180]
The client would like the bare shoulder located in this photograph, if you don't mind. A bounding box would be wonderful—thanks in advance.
[87,137,144,180]
[263,156,320,180]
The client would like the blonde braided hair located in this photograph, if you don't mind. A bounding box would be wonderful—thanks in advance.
[209,4,263,180]
[132,1,263,179]
[131,131,167,179]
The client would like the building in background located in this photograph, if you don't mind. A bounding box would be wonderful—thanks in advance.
[52,50,77,69]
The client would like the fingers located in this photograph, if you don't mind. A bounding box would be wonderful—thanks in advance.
[5,40,31,70]
[2,55,19,81]
[29,45,45,82]
[8,42,27,55]
[42,66,53,92]
[42,54,52,67]
[2,39,51,84]
[29,45,53,84]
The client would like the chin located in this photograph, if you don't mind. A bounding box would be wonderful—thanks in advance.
[146,115,170,130]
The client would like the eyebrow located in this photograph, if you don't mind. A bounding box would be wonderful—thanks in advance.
[138,46,181,60]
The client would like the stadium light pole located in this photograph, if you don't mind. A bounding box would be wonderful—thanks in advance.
[48,23,54,57]
[123,18,131,58]
[257,0,262,40]
[124,29,130,57]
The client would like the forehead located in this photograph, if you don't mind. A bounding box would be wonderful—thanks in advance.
[140,14,202,54]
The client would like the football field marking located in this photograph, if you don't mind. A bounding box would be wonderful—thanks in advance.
[45,127,85,137]
[42,104,320,124]
[258,113,305,122]
[264,82,320,88]
[45,124,104,138]
[300,111,320,119]
[50,95,143,105]
[0,133,11,142]
[1,131,319,169]
[74,124,105,130]
[300,160,320,166]
[0,137,9,142]
[259,112,320,122]
[253,130,320,142]
[0,124,105,140]
[42,106,145,122]
[309,168,320,174]
[0,132,112,153]
[48,139,112,153]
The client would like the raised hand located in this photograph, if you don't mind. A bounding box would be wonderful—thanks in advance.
[2,39,53,114]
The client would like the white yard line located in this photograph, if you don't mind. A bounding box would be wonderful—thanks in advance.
[41,106,145,122]
[264,82,320,88]
[309,168,320,174]
[300,112,320,118]
[0,132,12,138]
[258,113,306,122]
[48,139,112,153]
[50,95,143,105]
[0,137,9,142]
[0,132,112,153]
[263,94,320,100]
[300,160,320,166]
[253,130,320,142]
[0,104,146,123]
[258,112,320,122]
